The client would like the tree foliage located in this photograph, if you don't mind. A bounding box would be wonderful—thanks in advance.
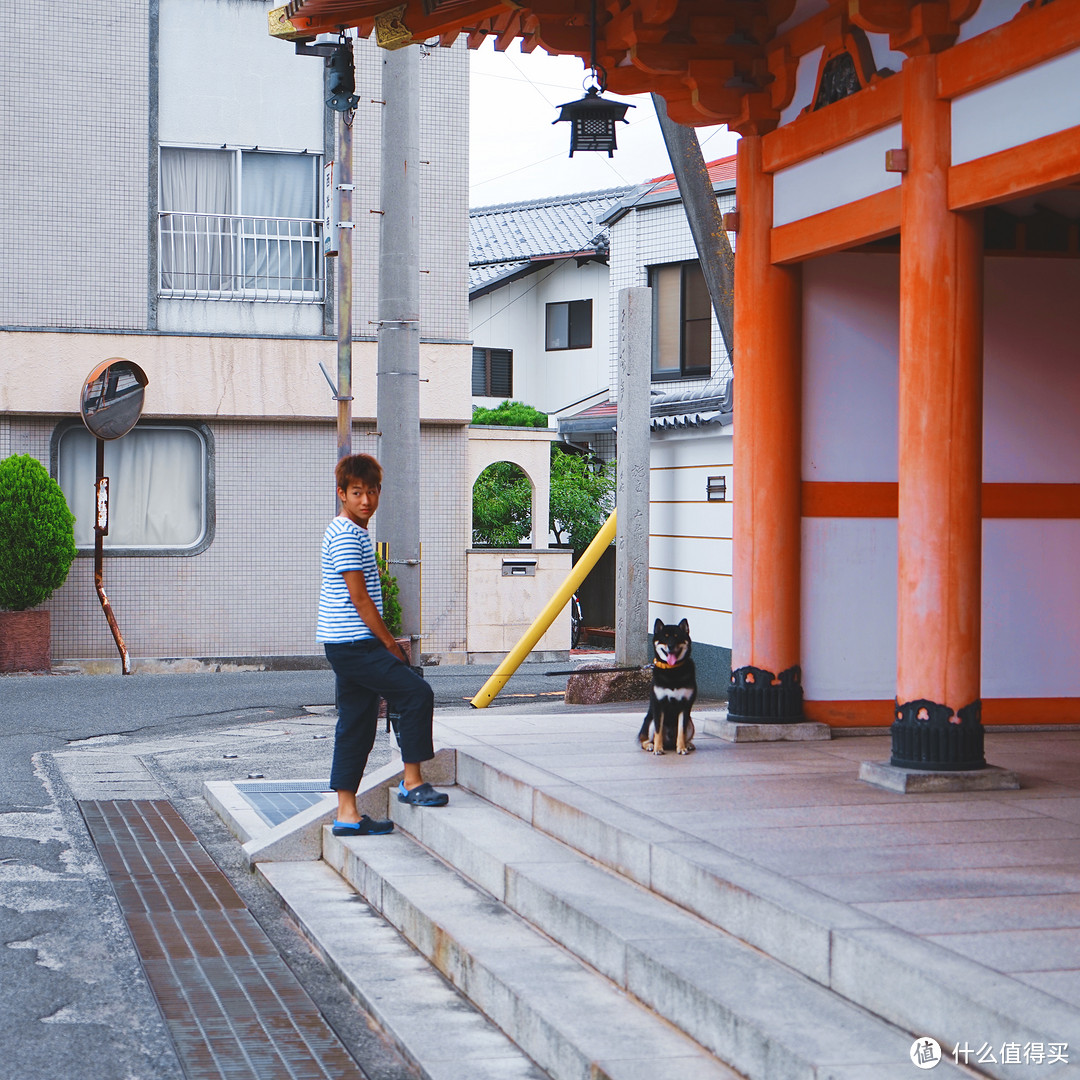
[376,552,403,637]
[471,401,549,428]
[0,454,77,611]
[471,449,615,553]
[472,461,532,547]
[549,450,615,551]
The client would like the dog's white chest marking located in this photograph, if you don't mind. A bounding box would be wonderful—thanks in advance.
[654,685,694,702]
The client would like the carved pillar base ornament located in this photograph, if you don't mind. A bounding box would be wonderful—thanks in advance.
[728,665,804,724]
[890,699,986,771]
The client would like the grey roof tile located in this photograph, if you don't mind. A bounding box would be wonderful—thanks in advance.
[469,187,633,292]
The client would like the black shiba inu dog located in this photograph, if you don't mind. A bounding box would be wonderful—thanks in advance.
[638,618,697,755]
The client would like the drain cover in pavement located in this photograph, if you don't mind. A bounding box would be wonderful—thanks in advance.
[234,780,333,827]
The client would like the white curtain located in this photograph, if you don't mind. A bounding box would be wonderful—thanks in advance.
[160,148,234,291]
[59,427,205,549]
[241,151,317,293]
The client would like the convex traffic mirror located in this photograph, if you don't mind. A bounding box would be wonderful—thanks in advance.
[80,358,148,440]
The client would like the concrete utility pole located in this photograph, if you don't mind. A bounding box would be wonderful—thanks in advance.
[615,287,652,669]
[336,100,354,460]
[376,45,422,650]
[651,94,735,361]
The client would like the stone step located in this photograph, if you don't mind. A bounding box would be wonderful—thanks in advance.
[452,745,1080,1080]
[388,786,973,1080]
[259,860,549,1080]
[323,827,747,1080]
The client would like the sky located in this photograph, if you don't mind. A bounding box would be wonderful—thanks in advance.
[468,42,740,209]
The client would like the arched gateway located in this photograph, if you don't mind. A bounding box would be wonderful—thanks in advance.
[272,0,1080,772]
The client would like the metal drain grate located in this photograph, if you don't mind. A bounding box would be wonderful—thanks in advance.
[81,800,364,1080]
[234,781,333,828]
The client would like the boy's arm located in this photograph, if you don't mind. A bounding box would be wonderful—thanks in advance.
[342,570,407,662]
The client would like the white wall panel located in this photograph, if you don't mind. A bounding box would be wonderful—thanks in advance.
[650,601,731,650]
[650,499,732,539]
[952,47,1080,165]
[650,535,733,577]
[984,259,1080,482]
[802,518,897,700]
[652,464,733,505]
[803,254,899,481]
[651,429,732,469]
[650,568,732,615]
[983,521,1080,697]
[773,124,901,226]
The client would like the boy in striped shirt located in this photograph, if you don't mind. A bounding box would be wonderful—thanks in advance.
[317,453,448,836]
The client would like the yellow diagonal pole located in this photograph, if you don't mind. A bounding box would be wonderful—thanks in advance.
[470,509,617,709]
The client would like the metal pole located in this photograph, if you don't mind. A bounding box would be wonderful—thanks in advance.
[376,45,422,650]
[615,287,651,669]
[93,438,131,675]
[651,93,735,361]
[336,86,355,461]
[471,511,617,708]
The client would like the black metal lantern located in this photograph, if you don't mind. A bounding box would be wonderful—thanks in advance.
[553,85,634,157]
[552,0,634,157]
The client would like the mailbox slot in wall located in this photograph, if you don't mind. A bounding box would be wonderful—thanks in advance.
[502,558,537,577]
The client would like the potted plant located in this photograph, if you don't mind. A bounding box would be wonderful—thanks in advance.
[0,455,77,673]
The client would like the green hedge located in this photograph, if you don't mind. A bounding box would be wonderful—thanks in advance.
[0,455,77,611]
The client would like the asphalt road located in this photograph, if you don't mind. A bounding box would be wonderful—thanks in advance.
[0,660,606,1079]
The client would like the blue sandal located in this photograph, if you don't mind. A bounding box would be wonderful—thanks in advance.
[332,815,394,836]
[397,780,449,807]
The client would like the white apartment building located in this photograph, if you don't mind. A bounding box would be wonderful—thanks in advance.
[1,0,472,663]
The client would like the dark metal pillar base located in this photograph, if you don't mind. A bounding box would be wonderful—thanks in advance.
[890,698,986,771]
[727,664,805,724]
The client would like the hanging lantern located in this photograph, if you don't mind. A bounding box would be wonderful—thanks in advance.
[553,84,635,157]
[552,0,634,158]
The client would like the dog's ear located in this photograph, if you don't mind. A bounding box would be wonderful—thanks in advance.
[653,618,664,638]
[678,618,690,635]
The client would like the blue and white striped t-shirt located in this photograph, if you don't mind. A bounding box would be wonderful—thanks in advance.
[316,516,383,643]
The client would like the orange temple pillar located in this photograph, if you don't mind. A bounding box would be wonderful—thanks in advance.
[892,54,986,769]
[729,135,805,723]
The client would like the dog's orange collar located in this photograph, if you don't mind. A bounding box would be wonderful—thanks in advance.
[654,658,685,670]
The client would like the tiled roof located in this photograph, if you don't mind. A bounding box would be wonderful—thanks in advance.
[557,397,618,434]
[644,154,737,195]
[650,378,733,430]
[557,382,734,435]
[599,154,737,226]
[469,186,632,294]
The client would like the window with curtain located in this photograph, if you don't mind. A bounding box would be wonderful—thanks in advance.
[649,261,713,379]
[159,147,321,301]
[57,425,210,552]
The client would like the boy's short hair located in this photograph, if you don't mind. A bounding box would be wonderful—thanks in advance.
[336,453,383,492]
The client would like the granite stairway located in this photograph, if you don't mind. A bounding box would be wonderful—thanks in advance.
[255,743,1028,1080]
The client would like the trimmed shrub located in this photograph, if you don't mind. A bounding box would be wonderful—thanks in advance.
[470,401,549,428]
[0,455,77,611]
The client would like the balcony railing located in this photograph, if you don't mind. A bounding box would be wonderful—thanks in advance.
[158,212,323,302]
